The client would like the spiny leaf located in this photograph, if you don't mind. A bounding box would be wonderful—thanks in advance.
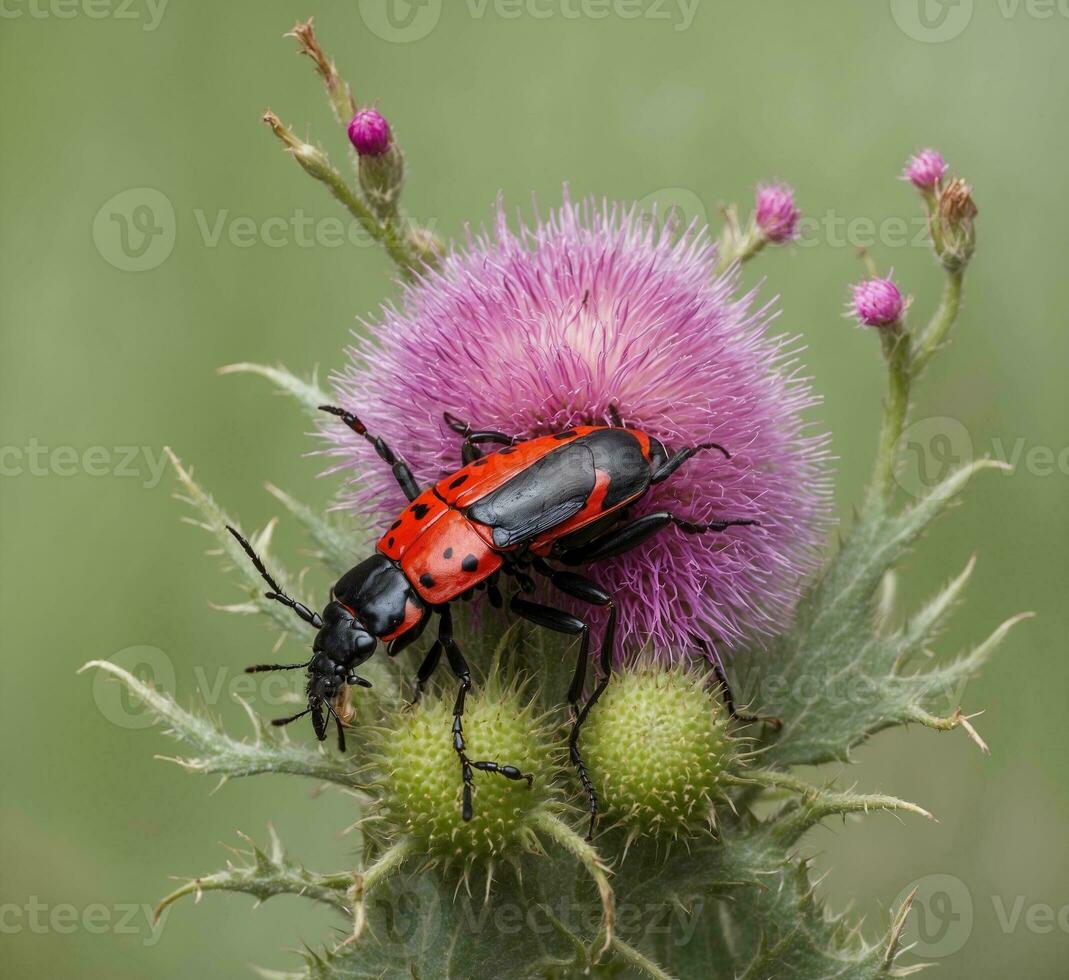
[768,788,934,848]
[723,769,934,848]
[81,660,367,791]
[169,450,399,695]
[265,482,367,578]
[167,448,315,639]
[893,555,976,657]
[734,459,1022,768]
[219,362,332,416]
[155,827,352,920]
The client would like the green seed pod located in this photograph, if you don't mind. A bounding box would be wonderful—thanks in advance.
[582,666,734,839]
[373,680,557,866]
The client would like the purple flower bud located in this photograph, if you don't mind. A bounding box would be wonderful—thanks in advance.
[903,149,948,190]
[347,108,391,157]
[851,276,905,328]
[755,182,801,243]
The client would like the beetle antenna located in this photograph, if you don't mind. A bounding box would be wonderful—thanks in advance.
[270,706,313,727]
[245,660,311,674]
[226,525,323,629]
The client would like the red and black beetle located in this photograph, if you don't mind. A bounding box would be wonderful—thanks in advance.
[229,406,758,838]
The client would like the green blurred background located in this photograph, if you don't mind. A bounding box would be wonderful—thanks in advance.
[2,1,1067,977]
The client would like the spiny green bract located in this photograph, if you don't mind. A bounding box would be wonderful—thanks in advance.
[583,665,734,838]
[372,680,558,864]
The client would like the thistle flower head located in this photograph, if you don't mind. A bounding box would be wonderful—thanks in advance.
[755,182,801,243]
[851,275,905,328]
[582,665,734,839]
[325,192,829,657]
[347,108,391,157]
[903,149,948,190]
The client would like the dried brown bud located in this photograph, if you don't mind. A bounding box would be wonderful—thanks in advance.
[936,178,977,269]
[285,18,356,123]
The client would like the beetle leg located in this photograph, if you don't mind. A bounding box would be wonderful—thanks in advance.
[511,584,616,842]
[320,405,422,502]
[692,635,782,729]
[557,511,759,565]
[443,411,520,463]
[486,572,503,609]
[438,607,532,822]
[408,640,443,707]
[651,441,732,483]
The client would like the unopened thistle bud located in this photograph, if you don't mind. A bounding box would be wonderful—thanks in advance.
[581,666,735,840]
[851,275,906,329]
[347,108,391,157]
[348,108,405,218]
[755,182,801,244]
[372,682,557,868]
[935,178,978,270]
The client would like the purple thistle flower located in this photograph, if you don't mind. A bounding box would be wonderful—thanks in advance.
[903,149,947,190]
[851,276,905,328]
[754,182,801,243]
[323,193,829,658]
[347,108,391,157]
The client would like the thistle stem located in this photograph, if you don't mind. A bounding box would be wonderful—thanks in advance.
[714,218,766,275]
[532,811,615,958]
[262,111,422,280]
[346,838,417,943]
[865,260,966,509]
[913,266,964,375]
[609,935,678,980]
[868,326,912,507]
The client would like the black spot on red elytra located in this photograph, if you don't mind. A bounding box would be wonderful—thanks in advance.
[448,474,469,489]
[419,572,435,588]
[411,503,430,520]
[499,447,517,455]
[473,458,488,467]
[387,537,395,548]
[553,430,578,440]
[390,519,402,531]
[443,547,453,559]
[461,554,479,573]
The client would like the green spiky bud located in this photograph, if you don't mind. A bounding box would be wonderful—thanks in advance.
[582,666,734,839]
[373,679,557,866]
